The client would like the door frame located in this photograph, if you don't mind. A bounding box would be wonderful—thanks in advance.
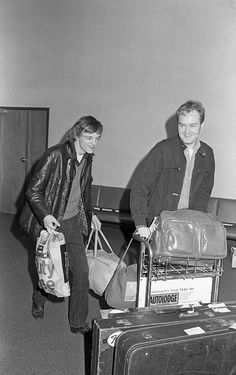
[0,106,49,214]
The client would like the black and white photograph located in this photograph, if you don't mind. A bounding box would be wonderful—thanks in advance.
[1,1,236,374]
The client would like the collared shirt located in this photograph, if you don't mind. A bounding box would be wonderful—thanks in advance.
[177,139,201,210]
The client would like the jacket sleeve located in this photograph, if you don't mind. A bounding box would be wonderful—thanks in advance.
[26,150,58,224]
[190,148,215,212]
[130,145,163,227]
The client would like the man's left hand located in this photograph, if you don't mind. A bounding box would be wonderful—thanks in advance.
[91,214,101,230]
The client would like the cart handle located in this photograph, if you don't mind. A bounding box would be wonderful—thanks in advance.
[132,232,155,258]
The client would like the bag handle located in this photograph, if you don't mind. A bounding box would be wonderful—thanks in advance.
[114,219,159,266]
[86,229,94,251]
[97,228,113,253]
[115,237,134,267]
[85,228,114,256]
[86,229,97,254]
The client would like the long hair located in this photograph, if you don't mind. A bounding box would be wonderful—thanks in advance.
[66,115,103,141]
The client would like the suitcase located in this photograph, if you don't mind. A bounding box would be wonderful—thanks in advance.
[90,303,236,375]
[113,304,236,375]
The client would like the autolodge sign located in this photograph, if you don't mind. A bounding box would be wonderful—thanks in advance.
[150,292,179,305]
[149,277,213,306]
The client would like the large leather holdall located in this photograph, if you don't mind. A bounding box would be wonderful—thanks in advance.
[113,303,236,375]
[151,209,227,259]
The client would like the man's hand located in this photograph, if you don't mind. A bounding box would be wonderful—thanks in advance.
[43,215,60,232]
[91,214,101,231]
[136,226,151,240]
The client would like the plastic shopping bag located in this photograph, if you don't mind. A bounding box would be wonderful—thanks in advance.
[35,230,70,298]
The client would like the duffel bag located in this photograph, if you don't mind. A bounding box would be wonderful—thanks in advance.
[105,238,137,309]
[151,209,227,259]
[86,229,124,296]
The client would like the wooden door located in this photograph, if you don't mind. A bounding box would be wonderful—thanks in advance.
[0,107,49,214]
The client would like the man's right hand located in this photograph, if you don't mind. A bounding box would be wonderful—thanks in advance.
[136,226,151,240]
[43,215,60,232]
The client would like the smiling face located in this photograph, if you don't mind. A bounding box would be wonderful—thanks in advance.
[178,110,203,146]
[75,131,101,155]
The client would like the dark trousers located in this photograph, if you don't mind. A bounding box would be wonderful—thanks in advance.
[33,215,89,328]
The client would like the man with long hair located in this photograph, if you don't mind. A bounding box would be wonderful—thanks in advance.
[20,115,103,334]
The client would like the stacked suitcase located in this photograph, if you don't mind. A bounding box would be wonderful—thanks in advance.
[91,303,236,375]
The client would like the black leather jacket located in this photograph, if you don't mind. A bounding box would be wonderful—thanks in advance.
[19,140,93,241]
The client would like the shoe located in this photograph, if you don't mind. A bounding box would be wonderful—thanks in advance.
[70,323,92,335]
[31,301,44,320]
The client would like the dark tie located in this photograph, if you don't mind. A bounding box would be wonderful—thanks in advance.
[78,197,88,235]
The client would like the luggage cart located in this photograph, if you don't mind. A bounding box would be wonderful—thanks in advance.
[134,234,224,308]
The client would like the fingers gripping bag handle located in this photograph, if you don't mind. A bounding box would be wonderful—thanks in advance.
[85,228,114,257]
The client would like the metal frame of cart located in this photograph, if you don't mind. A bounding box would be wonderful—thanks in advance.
[134,234,223,308]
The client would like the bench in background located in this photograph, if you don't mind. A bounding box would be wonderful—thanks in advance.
[92,184,236,241]
[91,185,133,226]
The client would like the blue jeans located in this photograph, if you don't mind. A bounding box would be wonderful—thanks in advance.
[33,215,89,328]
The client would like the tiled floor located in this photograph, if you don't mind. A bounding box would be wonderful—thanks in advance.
[0,213,134,375]
[2,212,236,374]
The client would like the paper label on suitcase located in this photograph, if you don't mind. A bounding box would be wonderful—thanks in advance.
[138,277,213,307]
